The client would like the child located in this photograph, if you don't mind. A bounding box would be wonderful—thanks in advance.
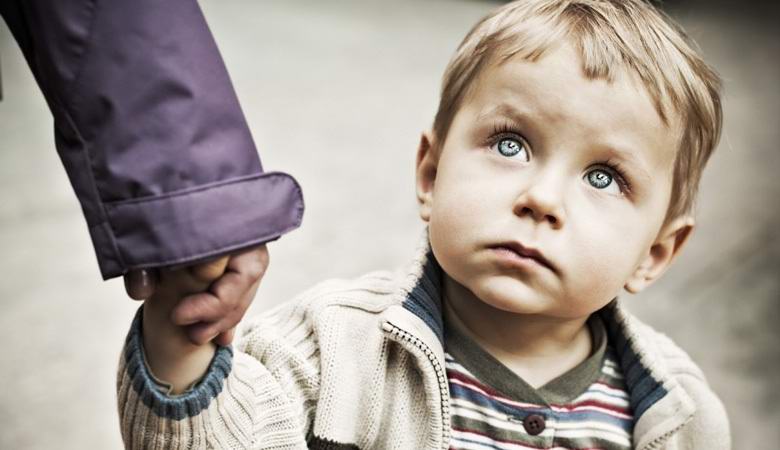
[117,1,729,448]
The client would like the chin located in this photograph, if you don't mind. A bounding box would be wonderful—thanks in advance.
[470,278,551,315]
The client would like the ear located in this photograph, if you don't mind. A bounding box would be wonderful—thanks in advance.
[624,216,695,294]
[415,130,439,222]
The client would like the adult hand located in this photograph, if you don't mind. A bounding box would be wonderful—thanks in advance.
[123,245,269,346]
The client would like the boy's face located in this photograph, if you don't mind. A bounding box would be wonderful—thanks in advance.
[417,42,691,321]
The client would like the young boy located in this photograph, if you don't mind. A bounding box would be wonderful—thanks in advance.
[117,1,729,448]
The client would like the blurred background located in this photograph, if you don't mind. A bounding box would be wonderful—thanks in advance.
[0,0,777,448]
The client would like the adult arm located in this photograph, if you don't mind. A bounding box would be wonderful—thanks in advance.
[0,0,304,280]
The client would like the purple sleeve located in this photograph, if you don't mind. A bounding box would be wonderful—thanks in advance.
[0,0,304,279]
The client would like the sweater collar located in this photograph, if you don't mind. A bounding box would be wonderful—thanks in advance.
[395,228,696,438]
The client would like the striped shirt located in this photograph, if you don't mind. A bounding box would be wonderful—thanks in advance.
[444,315,633,450]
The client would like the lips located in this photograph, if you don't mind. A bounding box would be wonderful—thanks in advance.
[489,241,557,273]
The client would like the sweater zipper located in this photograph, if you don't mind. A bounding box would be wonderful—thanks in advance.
[382,321,451,449]
[640,421,688,449]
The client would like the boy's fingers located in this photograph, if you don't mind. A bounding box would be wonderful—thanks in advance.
[124,269,157,300]
[183,321,220,346]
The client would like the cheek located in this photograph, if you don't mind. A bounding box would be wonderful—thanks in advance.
[428,172,478,263]
[567,209,652,298]
[429,156,493,236]
[428,155,502,279]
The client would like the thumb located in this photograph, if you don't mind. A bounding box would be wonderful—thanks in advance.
[124,269,158,300]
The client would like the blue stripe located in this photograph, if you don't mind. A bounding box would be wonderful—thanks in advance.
[449,382,546,417]
[451,434,505,449]
[402,248,445,344]
[599,303,667,420]
[123,305,234,420]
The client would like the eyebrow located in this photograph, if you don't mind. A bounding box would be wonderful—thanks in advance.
[477,103,655,185]
[601,147,653,185]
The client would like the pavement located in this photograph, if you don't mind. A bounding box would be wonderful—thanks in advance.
[0,0,777,448]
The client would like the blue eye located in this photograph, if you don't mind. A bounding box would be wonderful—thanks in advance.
[585,167,625,196]
[586,169,613,189]
[492,137,529,161]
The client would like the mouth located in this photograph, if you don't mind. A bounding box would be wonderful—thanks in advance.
[488,241,557,273]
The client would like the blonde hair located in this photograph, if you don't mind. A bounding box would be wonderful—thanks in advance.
[432,0,722,220]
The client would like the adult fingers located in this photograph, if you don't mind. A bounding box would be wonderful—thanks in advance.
[224,244,269,283]
[213,327,236,347]
[183,321,219,346]
[171,245,268,326]
[177,270,261,331]
[124,269,157,300]
[189,256,230,283]
[170,291,223,326]
[181,274,262,345]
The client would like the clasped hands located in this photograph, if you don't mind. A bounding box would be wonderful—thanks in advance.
[123,245,269,346]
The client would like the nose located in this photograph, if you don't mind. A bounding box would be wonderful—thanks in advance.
[513,168,566,229]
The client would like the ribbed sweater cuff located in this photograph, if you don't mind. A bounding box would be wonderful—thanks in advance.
[122,305,234,420]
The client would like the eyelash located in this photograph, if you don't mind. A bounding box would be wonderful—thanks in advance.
[591,159,633,195]
[487,122,528,149]
[486,122,633,195]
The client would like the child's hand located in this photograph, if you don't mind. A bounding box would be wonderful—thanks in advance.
[128,245,269,346]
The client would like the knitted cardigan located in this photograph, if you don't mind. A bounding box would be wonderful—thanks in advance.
[116,234,731,449]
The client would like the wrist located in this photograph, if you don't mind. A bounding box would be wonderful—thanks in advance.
[141,304,217,395]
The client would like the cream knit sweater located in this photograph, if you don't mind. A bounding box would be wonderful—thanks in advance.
[116,233,730,449]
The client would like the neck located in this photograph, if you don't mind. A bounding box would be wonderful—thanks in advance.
[442,274,592,387]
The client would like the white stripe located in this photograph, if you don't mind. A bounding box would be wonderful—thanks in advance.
[446,358,477,377]
[568,392,629,408]
[603,357,620,369]
[451,398,521,422]
[554,427,632,446]
[602,364,625,379]
[450,404,544,436]
[568,396,630,412]
[450,429,573,450]
[554,418,631,434]
[586,382,631,399]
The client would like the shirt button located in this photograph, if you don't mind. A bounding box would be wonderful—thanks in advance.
[523,414,546,435]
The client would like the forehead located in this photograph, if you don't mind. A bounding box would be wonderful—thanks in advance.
[461,43,680,175]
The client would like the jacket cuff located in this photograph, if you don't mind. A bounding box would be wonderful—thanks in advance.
[94,171,303,280]
[122,305,234,420]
